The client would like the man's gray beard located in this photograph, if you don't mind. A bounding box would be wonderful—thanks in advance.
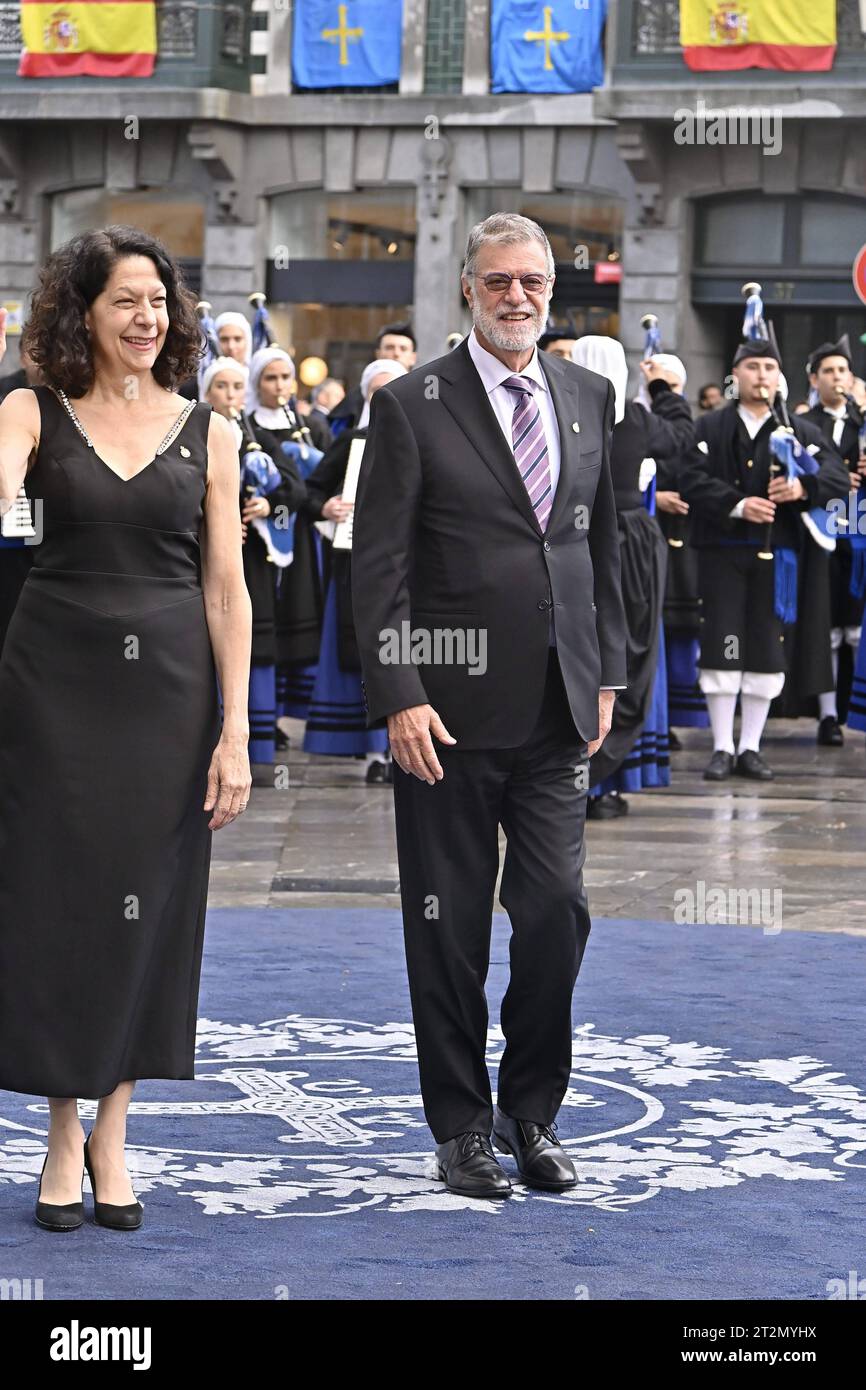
[473,301,543,353]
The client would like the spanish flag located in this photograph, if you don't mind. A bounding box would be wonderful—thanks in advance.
[18,0,157,77]
[680,1,836,72]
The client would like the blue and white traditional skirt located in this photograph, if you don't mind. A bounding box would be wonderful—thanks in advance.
[248,663,277,764]
[591,631,671,795]
[276,529,323,722]
[303,580,389,757]
[277,661,317,721]
[666,630,709,729]
[846,630,866,732]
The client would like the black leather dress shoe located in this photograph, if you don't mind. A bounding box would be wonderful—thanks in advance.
[492,1106,577,1191]
[817,716,844,747]
[735,749,774,781]
[35,1151,85,1232]
[703,750,734,781]
[84,1136,143,1230]
[365,759,393,785]
[586,792,628,820]
[435,1131,512,1199]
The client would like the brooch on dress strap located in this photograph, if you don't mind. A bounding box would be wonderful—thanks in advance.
[180,446,191,458]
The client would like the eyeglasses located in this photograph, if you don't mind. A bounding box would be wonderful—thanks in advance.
[475,272,553,295]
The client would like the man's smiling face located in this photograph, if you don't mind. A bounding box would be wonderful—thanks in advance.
[462,239,553,357]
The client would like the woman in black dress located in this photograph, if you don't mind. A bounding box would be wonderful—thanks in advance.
[0,227,252,1231]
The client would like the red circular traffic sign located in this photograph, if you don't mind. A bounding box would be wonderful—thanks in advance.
[854,244,866,306]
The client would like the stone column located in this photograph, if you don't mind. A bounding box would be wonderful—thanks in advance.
[463,0,490,96]
[264,0,293,95]
[414,136,460,366]
[400,0,428,96]
[200,219,260,313]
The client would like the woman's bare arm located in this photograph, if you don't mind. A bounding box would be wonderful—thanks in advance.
[200,409,253,828]
[0,389,40,520]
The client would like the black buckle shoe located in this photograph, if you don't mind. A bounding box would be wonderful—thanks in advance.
[435,1131,512,1199]
[84,1135,144,1230]
[703,750,734,781]
[817,716,844,747]
[492,1106,577,1191]
[35,1150,85,1232]
[735,749,774,781]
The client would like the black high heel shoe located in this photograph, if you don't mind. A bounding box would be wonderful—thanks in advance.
[83,1134,144,1230]
[35,1150,85,1231]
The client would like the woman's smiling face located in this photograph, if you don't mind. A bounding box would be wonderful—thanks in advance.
[84,255,169,379]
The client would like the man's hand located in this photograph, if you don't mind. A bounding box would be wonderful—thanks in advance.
[242,495,271,521]
[587,690,615,757]
[387,704,456,784]
[742,495,776,524]
[639,359,681,389]
[768,475,805,504]
[656,489,689,516]
[321,495,353,523]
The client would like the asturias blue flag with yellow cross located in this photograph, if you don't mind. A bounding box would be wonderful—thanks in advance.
[491,0,608,93]
[292,0,403,88]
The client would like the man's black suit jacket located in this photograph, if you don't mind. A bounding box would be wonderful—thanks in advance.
[678,402,850,552]
[351,336,628,748]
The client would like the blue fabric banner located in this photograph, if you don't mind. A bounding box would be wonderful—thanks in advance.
[292,0,403,88]
[491,0,607,94]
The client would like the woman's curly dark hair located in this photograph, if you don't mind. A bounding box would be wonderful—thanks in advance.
[22,225,204,395]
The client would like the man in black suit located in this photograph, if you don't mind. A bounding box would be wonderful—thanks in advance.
[351,213,627,1199]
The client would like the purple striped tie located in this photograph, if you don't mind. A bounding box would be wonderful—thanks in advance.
[502,374,553,532]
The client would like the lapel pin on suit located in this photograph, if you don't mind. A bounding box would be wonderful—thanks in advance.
[572,422,580,433]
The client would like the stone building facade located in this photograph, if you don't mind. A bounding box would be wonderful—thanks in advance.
[1,0,864,400]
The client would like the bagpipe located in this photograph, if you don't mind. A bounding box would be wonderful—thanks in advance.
[639,313,671,538]
[249,290,324,479]
[836,386,866,601]
[195,301,221,394]
[737,283,826,623]
[232,406,295,568]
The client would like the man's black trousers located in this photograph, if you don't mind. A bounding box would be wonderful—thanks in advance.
[392,648,592,1144]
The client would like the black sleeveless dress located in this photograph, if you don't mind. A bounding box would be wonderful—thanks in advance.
[0,385,222,1099]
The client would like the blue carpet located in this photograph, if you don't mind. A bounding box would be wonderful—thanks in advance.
[1,909,864,1301]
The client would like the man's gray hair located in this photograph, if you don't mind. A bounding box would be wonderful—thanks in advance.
[462,213,555,281]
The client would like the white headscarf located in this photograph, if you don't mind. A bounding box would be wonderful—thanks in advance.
[199,354,248,403]
[635,352,688,410]
[357,358,409,429]
[247,346,297,426]
[214,312,252,364]
[571,336,629,425]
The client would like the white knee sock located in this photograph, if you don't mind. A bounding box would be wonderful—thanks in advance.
[818,690,838,719]
[738,694,771,754]
[705,693,737,754]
